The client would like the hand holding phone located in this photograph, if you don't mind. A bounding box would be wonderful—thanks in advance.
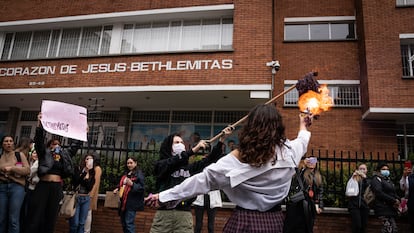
[87,159,94,169]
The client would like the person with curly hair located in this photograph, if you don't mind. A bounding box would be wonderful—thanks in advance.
[145,104,312,233]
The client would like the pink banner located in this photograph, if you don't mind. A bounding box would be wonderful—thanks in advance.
[41,100,88,141]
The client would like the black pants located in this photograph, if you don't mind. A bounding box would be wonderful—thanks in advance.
[349,207,369,233]
[283,200,315,233]
[24,181,63,233]
[408,209,414,233]
[194,194,217,233]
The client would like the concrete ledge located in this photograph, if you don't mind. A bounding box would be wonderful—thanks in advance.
[99,195,375,215]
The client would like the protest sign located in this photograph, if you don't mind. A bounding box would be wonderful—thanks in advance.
[41,100,88,141]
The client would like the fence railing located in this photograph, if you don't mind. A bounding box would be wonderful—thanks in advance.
[309,149,405,207]
[69,142,406,208]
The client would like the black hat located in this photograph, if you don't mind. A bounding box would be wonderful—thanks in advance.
[376,161,388,171]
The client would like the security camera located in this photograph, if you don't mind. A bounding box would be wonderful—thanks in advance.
[266,60,280,71]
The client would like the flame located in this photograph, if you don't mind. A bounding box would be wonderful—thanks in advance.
[298,85,333,115]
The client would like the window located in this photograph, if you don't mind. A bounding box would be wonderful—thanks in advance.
[397,124,414,160]
[120,18,233,53]
[401,39,414,78]
[88,126,100,146]
[396,0,414,6]
[19,126,32,139]
[0,5,234,60]
[283,82,361,107]
[103,126,117,146]
[129,110,246,150]
[1,25,112,61]
[284,16,356,41]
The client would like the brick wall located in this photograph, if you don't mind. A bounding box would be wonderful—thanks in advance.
[54,200,410,233]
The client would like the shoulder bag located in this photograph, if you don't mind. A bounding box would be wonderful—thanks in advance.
[287,156,306,203]
[60,186,79,218]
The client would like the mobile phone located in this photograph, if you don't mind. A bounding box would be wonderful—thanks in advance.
[87,159,94,169]
[308,157,317,164]
[404,161,412,169]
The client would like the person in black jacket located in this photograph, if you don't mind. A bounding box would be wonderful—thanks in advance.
[25,113,82,233]
[284,156,324,233]
[149,127,232,233]
[371,162,400,233]
[347,163,370,233]
[113,157,145,233]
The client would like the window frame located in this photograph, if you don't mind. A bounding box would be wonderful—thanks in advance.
[283,80,361,108]
[1,25,113,61]
[0,4,234,61]
[400,35,414,78]
[396,0,414,7]
[120,17,233,54]
[284,16,357,42]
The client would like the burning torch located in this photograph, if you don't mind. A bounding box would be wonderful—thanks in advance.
[297,72,333,127]
[208,71,332,143]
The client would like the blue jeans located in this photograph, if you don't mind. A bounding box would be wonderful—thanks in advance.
[0,182,26,233]
[69,195,91,233]
[120,209,137,233]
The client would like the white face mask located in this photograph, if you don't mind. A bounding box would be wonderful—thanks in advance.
[172,143,186,156]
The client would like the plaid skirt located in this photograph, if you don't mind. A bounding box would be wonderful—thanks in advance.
[223,206,284,233]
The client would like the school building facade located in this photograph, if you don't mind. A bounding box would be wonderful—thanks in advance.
[0,0,413,159]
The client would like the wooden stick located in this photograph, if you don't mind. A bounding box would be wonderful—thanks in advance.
[207,84,297,143]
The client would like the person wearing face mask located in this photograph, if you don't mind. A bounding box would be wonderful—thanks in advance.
[148,126,233,233]
[371,162,400,233]
[24,113,82,233]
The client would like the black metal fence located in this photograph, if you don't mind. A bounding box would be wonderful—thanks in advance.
[70,142,406,208]
[309,149,405,207]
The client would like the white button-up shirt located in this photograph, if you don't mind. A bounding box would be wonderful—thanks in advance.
[160,130,311,212]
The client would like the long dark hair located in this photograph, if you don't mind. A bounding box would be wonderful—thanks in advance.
[1,135,15,152]
[238,104,286,167]
[80,153,96,177]
[125,156,139,174]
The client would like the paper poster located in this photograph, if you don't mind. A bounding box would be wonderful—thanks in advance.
[41,100,88,141]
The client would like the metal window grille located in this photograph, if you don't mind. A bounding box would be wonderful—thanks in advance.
[88,126,100,146]
[132,110,246,124]
[396,123,414,160]
[20,111,38,121]
[284,84,361,107]
[401,43,414,77]
[132,111,170,122]
[88,111,119,123]
[103,126,117,146]
[172,111,212,123]
[19,125,32,138]
[214,111,248,124]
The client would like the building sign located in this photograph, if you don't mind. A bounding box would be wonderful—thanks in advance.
[0,59,233,77]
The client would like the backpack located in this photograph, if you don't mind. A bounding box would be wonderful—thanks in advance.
[363,185,375,207]
[363,176,381,208]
